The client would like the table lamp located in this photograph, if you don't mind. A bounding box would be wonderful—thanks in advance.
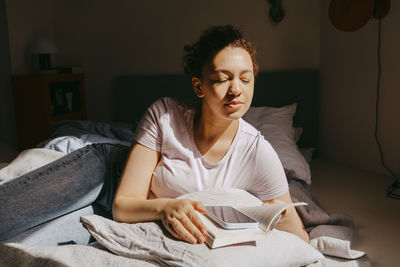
[29,39,58,72]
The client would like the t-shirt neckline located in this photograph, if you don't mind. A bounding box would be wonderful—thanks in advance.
[187,108,241,168]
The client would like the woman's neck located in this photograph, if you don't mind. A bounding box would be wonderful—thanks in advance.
[193,106,239,161]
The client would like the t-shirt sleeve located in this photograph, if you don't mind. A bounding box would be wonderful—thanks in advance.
[249,136,289,201]
[132,98,170,152]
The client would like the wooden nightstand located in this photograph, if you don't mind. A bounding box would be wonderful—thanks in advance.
[12,73,87,150]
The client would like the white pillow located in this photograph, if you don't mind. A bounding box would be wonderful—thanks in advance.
[0,148,66,182]
[242,104,311,184]
[81,188,323,267]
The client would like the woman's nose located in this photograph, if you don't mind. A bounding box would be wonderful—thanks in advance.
[228,80,241,96]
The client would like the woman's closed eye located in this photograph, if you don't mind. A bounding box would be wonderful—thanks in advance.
[240,76,252,83]
[212,77,229,83]
[213,79,228,83]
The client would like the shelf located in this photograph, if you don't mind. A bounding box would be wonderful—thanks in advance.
[12,73,87,150]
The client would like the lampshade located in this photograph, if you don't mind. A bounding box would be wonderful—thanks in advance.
[29,39,58,54]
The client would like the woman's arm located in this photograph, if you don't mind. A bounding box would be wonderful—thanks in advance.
[112,142,208,244]
[263,191,309,243]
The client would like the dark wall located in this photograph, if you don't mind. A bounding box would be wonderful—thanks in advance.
[0,0,17,147]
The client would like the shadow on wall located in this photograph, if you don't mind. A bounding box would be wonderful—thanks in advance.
[0,142,19,161]
[0,0,17,149]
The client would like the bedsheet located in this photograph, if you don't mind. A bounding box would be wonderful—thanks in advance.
[0,187,372,266]
[37,120,133,154]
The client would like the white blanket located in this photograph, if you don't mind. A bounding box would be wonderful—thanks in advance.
[0,148,66,182]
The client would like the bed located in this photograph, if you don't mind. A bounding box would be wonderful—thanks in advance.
[0,70,372,266]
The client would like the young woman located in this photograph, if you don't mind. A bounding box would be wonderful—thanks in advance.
[112,25,309,244]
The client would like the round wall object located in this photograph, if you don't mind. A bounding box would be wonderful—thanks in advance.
[329,0,375,32]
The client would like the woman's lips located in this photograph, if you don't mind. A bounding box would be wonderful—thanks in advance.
[225,101,244,109]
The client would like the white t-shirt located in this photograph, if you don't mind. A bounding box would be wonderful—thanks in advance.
[133,97,288,201]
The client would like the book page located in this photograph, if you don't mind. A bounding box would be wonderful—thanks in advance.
[238,202,307,232]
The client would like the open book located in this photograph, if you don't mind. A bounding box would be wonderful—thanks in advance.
[198,202,307,249]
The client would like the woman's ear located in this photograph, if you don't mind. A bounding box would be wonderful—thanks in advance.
[192,77,204,98]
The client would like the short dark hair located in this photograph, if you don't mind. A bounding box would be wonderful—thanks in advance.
[182,25,258,78]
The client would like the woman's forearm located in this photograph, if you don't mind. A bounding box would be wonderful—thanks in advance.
[264,192,309,243]
[275,206,309,243]
[276,223,309,243]
[112,196,169,223]
[112,142,164,223]
[112,196,208,244]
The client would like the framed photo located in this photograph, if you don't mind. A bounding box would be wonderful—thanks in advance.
[50,81,81,116]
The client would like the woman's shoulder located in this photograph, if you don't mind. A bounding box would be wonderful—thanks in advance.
[238,119,274,150]
[144,97,197,128]
[149,97,176,109]
[149,97,197,113]
[239,118,261,138]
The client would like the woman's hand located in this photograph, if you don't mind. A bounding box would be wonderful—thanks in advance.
[160,199,208,244]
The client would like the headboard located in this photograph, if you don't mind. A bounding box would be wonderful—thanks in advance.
[113,69,319,148]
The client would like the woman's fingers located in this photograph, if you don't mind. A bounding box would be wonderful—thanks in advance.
[187,208,208,237]
[191,200,207,213]
[163,212,206,243]
[179,215,206,243]
[187,201,208,237]
[168,217,198,244]
[163,220,180,240]
[161,199,209,244]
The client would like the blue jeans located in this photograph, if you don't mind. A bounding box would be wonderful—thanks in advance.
[0,143,129,243]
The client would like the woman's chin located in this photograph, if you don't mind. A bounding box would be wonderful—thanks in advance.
[224,105,250,120]
[225,110,246,120]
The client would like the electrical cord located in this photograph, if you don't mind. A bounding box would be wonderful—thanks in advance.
[375,18,400,199]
